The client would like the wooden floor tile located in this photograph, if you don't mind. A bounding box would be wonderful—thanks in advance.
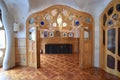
[0,53,120,80]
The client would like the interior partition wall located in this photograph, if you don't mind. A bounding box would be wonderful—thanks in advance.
[26,5,94,69]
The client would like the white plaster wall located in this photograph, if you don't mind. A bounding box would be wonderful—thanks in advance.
[0,0,15,70]
[3,0,112,68]
[4,0,29,38]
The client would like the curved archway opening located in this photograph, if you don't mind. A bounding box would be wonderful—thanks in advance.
[26,5,94,69]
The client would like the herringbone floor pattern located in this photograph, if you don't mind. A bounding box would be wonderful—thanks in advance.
[0,53,120,80]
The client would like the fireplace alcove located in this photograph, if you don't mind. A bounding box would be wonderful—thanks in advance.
[45,44,72,54]
[26,5,94,69]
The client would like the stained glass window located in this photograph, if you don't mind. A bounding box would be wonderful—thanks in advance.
[118,28,120,56]
[103,14,107,26]
[116,4,120,12]
[107,55,115,69]
[74,20,80,26]
[107,29,116,53]
[107,7,113,16]
[117,60,120,72]
[103,30,105,45]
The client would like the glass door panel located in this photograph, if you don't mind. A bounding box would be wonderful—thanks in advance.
[107,55,115,69]
[103,30,105,45]
[107,29,116,54]
[118,60,120,72]
[118,28,120,56]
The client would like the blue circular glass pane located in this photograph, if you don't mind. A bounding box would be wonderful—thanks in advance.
[107,20,113,26]
[75,20,80,26]
[40,21,44,26]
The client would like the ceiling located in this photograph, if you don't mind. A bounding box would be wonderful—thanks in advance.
[4,0,111,18]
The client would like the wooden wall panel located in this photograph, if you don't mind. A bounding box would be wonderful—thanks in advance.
[26,5,94,69]
[83,41,92,68]
[40,38,79,53]
[15,38,27,66]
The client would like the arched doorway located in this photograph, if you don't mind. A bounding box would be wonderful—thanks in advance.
[100,0,120,77]
[26,5,94,69]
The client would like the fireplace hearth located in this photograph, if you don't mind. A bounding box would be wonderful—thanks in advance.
[45,44,72,54]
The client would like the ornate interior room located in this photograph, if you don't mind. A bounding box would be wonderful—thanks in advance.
[0,0,120,80]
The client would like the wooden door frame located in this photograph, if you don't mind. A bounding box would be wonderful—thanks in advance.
[26,5,94,69]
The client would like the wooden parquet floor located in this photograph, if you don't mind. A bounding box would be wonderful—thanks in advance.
[0,53,120,80]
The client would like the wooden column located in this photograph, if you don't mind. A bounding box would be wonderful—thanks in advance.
[79,28,84,68]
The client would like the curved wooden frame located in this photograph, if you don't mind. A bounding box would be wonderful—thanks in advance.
[100,0,120,77]
[26,5,94,69]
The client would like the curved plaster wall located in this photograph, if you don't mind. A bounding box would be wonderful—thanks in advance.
[0,0,15,70]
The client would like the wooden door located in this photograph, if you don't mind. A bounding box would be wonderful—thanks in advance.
[104,27,120,77]
[100,0,120,77]
[28,41,36,67]
[27,27,40,68]
[79,27,93,68]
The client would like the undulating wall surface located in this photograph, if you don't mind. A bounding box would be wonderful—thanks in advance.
[15,38,26,66]
[2,0,112,67]
[0,0,15,70]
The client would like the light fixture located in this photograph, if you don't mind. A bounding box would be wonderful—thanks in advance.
[57,15,62,25]
[13,23,20,33]
[57,14,62,30]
